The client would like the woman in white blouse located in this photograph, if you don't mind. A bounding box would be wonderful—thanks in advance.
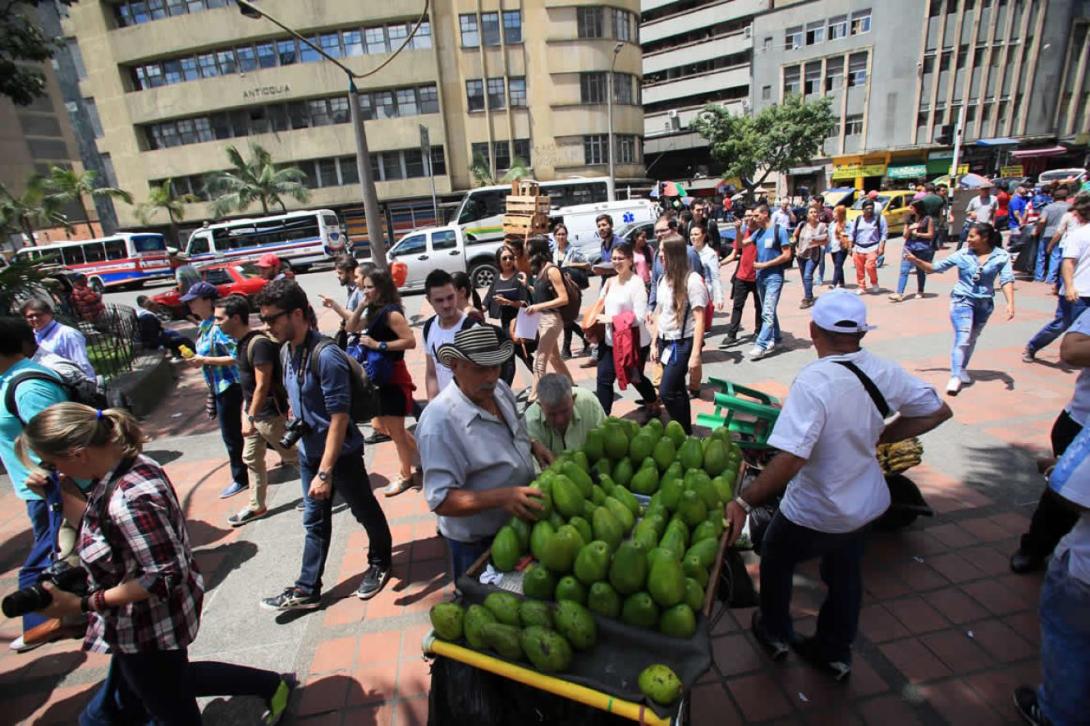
[793,206,829,309]
[689,223,724,311]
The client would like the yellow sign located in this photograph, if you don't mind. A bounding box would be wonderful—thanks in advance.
[1000,165,1024,177]
[950,164,969,175]
[831,163,888,180]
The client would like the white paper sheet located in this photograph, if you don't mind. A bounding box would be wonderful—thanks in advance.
[515,308,541,340]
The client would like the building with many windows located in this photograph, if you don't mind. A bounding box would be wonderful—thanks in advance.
[60,0,643,241]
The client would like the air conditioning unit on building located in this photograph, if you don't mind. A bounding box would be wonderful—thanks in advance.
[668,109,681,131]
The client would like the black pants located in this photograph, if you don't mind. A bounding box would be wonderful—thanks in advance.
[596,343,657,415]
[658,337,695,434]
[562,322,586,353]
[1019,410,1083,559]
[215,383,247,487]
[728,278,760,338]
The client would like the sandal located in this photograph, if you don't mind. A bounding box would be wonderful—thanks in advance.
[383,475,415,497]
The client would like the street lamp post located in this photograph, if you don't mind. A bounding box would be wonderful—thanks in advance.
[606,42,623,203]
[236,0,388,268]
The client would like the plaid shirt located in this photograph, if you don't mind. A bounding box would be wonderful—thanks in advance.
[195,317,240,394]
[78,455,203,654]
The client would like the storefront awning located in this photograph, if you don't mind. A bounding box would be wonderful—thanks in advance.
[788,165,825,175]
[975,137,1019,147]
[1011,145,1068,159]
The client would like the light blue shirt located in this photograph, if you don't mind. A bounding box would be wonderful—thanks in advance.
[0,359,68,500]
[283,330,363,460]
[847,215,888,250]
[35,320,94,378]
[931,247,1015,300]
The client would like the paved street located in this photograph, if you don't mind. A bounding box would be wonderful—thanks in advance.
[0,241,1072,725]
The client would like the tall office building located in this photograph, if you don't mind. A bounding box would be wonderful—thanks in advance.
[60,0,644,239]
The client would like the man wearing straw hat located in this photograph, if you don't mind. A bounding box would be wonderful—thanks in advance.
[417,325,553,581]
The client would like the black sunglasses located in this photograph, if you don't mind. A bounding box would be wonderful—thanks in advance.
[259,310,287,325]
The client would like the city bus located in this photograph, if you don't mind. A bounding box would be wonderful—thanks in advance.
[15,232,173,293]
[182,209,348,271]
[453,177,611,241]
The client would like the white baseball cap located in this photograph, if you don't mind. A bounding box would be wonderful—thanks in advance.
[811,289,876,334]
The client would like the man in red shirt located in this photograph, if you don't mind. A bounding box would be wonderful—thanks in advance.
[69,274,105,322]
[722,209,762,344]
[995,183,1011,230]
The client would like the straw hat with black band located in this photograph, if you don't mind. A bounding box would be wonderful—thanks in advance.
[435,325,514,368]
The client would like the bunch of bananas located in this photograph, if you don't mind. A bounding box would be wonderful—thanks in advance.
[876,438,923,474]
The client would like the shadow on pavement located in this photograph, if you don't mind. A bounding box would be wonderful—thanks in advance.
[0,527,32,573]
[196,540,259,592]
[2,650,87,723]
[962,442,1049,499]
[144,449,185,466]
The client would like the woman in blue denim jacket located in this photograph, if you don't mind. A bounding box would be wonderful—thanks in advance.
[905,222,1015,396]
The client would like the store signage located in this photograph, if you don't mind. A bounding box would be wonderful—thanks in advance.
[831,163,887,180]
[887,164,928,179]
[1000,165,1024,177]
[928,150,954,160]
[243,84,291,100]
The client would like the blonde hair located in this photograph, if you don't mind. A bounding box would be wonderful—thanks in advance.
[17,403,146,466]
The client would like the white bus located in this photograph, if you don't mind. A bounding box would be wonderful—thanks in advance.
[182,209,348,270]
[15,232,172,293]
[453,177,611,241]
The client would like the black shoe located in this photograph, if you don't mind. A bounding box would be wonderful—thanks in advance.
[688,389,701,400]
[1010,549,1046,574]
[750,611,790,661]
[561,347,573,360]
[792,636,852,682]
[356,565,390,600]
[364,431,391,445]
[1012,685,1046,725]
[261,586,320,611]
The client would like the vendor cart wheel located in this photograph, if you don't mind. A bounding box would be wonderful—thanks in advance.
[874,473,933,531]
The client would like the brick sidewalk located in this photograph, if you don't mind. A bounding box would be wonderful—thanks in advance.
[0,251,1072,724]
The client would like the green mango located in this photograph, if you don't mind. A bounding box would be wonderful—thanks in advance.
[665,420,686,448]
[530,520,555,562]
[590,484,607,505]
[628,433,655,464]
[583,429,605,462]
[689,475,720,511]
[551,475,586,519]
[703,438,729,477]
[641,421,663,446]
[562,462,594,498]
[704,511,725,538]
[690,520,719,545]
[612,457,634,488]
[529,480,553,521]
[609,540,648,595]
[630,464,660,496]
[464,604,496,648]
[491,525,523,572]
[519,599,554,629]
[554,600,597,651]
[548,511,566,530]
[684,577,705,612]
[647,557,686,608]
[631,521,659,551]
[586,581,622,619]
[638,664,682,705]
[647,546,680,570]
[483,591,522,626]
[652,437,676,473]
[665,518,691,548]
[597,473,616,496]
[594,458,613,482]
[711,474,735,503]
[645,417,664,434]
[659,529,686,561]
[429,602,465,641]
[508,516,531,550]
[592,506,624,552]
[678,437,704,471]
[568,515,592,546]
[683,553,709,588]
[555,574,588,604]
[677,489,708,528]
[610,483,641,516]
[582,499,598,520]
[621,591,659,629]
[604,424,629,461]
[522,562,558,600]
[541,524,583,574]
[520,625,573,673]
[573,540,611,585]
[572,450,590,473]
[621,418,640,441]
[644,512,668,538]
[658,603,697,639]
[645,494,668,521]
[685,538,719,570]
[659,475,685,511]
[604,496,635,533]
[481,622,523,660]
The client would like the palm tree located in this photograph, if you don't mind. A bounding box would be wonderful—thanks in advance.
[204,143,310,218]
[135,179,197,246]
[42,166,133,237]
[469,152,533,187]
[0,177,70,250]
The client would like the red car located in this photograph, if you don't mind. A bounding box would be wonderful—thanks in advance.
[152,263,268,319]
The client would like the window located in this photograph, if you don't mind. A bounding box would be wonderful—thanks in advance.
[762,85,771,100]
[616,135,638,164]
[763,36,773,52]
[471,142,490,164]
[176,119,197,144]
[316,158,339,187]
[432,229,457,251]
[466,80,484,111]
[825,60,844,91]
[418,84,439,113]
[163,59,183,84]
[374,91,396,119]
[300,36,320,62]
[577,7,604,39]
[237,45,257,73]
[828,120,840,138]
[580,72,608,103]
[339,156,359,185]
[61,245,85,266]
[487,77,505,109]
[613,73,633,104]
[277,39,297,65]
[329,97,349,124]
[828,15,848,40]
[357,92,374,120]
[394,233,426,256]
[144,63,165,87]
[584,135,607,165]
[412,21,432,49]
[848,53,867,86]
[364,27,387,54]
[503,11,522,43]
[395,88,417,117]
[181,57,200,80]
[148,0,167,20]
[845,114,864,135]
[216,50,237,75]
[320,32,343,58]
[403,149,424,177]
[784,66,801,95]
[508,77,527,107]
[84,99,103,138]
[288,101,309,129]
[613,9,632,42]
[340,30,363,57]
[308,99,332,126]
[460,13,479,47]
[105,240,127,261]
[83,243,106,263]
[494,141,511,170]
[381,153,403,181]
[481,12,501,46]
[805,21,825,45]
[851,9,872,35]
[513,139,531,164]
[785,26,803,50]
[805,62,821,94]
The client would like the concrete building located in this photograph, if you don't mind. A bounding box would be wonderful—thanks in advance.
[640,0,769,181]
[60,0,644,242]
[751,0,1090,193]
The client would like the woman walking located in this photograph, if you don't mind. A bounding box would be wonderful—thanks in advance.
[793,207,828,308]
[650,239,708,433]
[483,246,535,374]
[631,228,653,287]
[905,222,1015,396]
[829,205,850,289]
[584,243,661,417]
[20,403,292,725]
[552,223,591,358]
[345,269,419,496]
[526,237,574,402]
[891,200,936,302]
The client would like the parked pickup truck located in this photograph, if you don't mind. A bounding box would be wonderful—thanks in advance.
[386,225,506,291]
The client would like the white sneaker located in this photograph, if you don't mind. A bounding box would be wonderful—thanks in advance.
[871,285,880,294]
[959,370,972,384]
[946,377,962,396]
[855,288,865,295]
[9,635,43,653]
[748,345,767,360]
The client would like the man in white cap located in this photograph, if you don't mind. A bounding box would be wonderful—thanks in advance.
[726,290,951,680]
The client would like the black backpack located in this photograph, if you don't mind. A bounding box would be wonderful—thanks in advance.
[238,332,289,413]
[5,370,104,424]
[282,335,379,424]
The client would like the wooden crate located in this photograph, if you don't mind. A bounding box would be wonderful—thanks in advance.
[503,213,549,236]
[512,179,541,196]
[505,195,551,216]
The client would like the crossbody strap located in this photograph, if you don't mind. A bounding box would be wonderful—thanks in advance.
[834,360,900,425]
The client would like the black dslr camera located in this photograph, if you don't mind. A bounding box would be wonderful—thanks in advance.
[279,417,310,449]
[2,561,90,618]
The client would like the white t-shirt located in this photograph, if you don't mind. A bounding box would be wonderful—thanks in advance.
[966,195,997,224]
[425,312,467,394]
[655,272,709,340]
[769,349,944,533]
[1061,221,1090,295]
[599,275,651,348]
[1065,309,1090,427]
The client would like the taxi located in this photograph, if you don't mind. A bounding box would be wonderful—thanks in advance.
[845,190,918,233]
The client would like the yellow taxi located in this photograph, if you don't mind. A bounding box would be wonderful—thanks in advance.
[845,190,918,232]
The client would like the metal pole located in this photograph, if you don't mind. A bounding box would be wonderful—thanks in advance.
[428,157,439,225]
[949,104,968,182]
[607,61,616,202]
[349,81,387,268]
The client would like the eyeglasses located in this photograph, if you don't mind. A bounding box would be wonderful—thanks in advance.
[259,310,287,325]
[23,313,42,320]
[500,255,514,261]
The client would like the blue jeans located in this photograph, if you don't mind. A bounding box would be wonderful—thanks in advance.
[1027,296,1090,355]
[446,536,493,585]
[20,499,52,633]
[1034,235,1049,281]
[817,246,827,284]
[831,250,848,287]
[658,336,695,434]
[214,383,247,488]
[754,272,783,350]
[896,248,933,295]
[759,512,866,663]
[949,296,994,377]
[1037,551,1090,725]
[1045,243,1064,286]
[800,257,818,301]
[297,450,392,595]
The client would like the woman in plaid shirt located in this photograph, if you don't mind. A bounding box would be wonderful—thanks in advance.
[19,403,293,725]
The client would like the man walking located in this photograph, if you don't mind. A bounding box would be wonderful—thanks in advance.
[596,214,624,263]
[727,291,951,679]
[1036,186,1073,290]
[256,280,392,609]
[318,255,367,350]
[723,209,761,344]
[846,201,887,294]
[423,270,474,398]
[961,183,997,250]
[748,204,792,360]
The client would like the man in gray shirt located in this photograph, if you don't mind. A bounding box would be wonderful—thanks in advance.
[1037,186,1073,288]
[417,325,552,581]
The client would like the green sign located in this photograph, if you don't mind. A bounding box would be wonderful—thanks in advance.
[887,164,927,179]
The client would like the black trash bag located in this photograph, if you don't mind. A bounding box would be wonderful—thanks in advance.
[716,548,758,609]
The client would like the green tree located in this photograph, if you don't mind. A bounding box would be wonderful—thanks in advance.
[469,152,532,187]
[135,178,197,246]
[204,143,310,218]
[692,94,836,201]
[42,166,132,236]
[0,0,76,106]
[0,176,69,249]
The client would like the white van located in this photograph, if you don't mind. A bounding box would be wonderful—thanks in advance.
[558,199,659,263]
[1037,168,1086,187]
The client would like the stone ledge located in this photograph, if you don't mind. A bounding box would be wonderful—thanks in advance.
[108,351,177,418]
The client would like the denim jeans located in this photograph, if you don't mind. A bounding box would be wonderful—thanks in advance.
[830,250,848,287]
[214,383,247,488]
[297,450,392,595]
[896,248,933,295]
[1045,243,1065,286]
[816,245,828,284]
[800,257,818,301]
[597,343,657,415]
[759,512,866,663]
[446,536,493,586]
[1020,410,1083,560]
[79,648,280,726]
[1033,235,1049,281]
[658,336,695,434]
[1037,551,1090,725]
[754,272,783,350]
[19,499,52,632]
[949,296,994,378]
[1027,296,1090,355]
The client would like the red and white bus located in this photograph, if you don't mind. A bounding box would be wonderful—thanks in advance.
[16,232,173,293]
[182,209,348,271]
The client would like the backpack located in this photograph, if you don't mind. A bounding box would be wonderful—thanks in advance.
[239,332,288,414]
[547,264,583,324]
[5,369,106,424]
[283,335,379,424]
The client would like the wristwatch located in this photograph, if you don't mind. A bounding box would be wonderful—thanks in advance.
[317,470,331,483]
[379,341,388,352]
[733,496,753,515]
